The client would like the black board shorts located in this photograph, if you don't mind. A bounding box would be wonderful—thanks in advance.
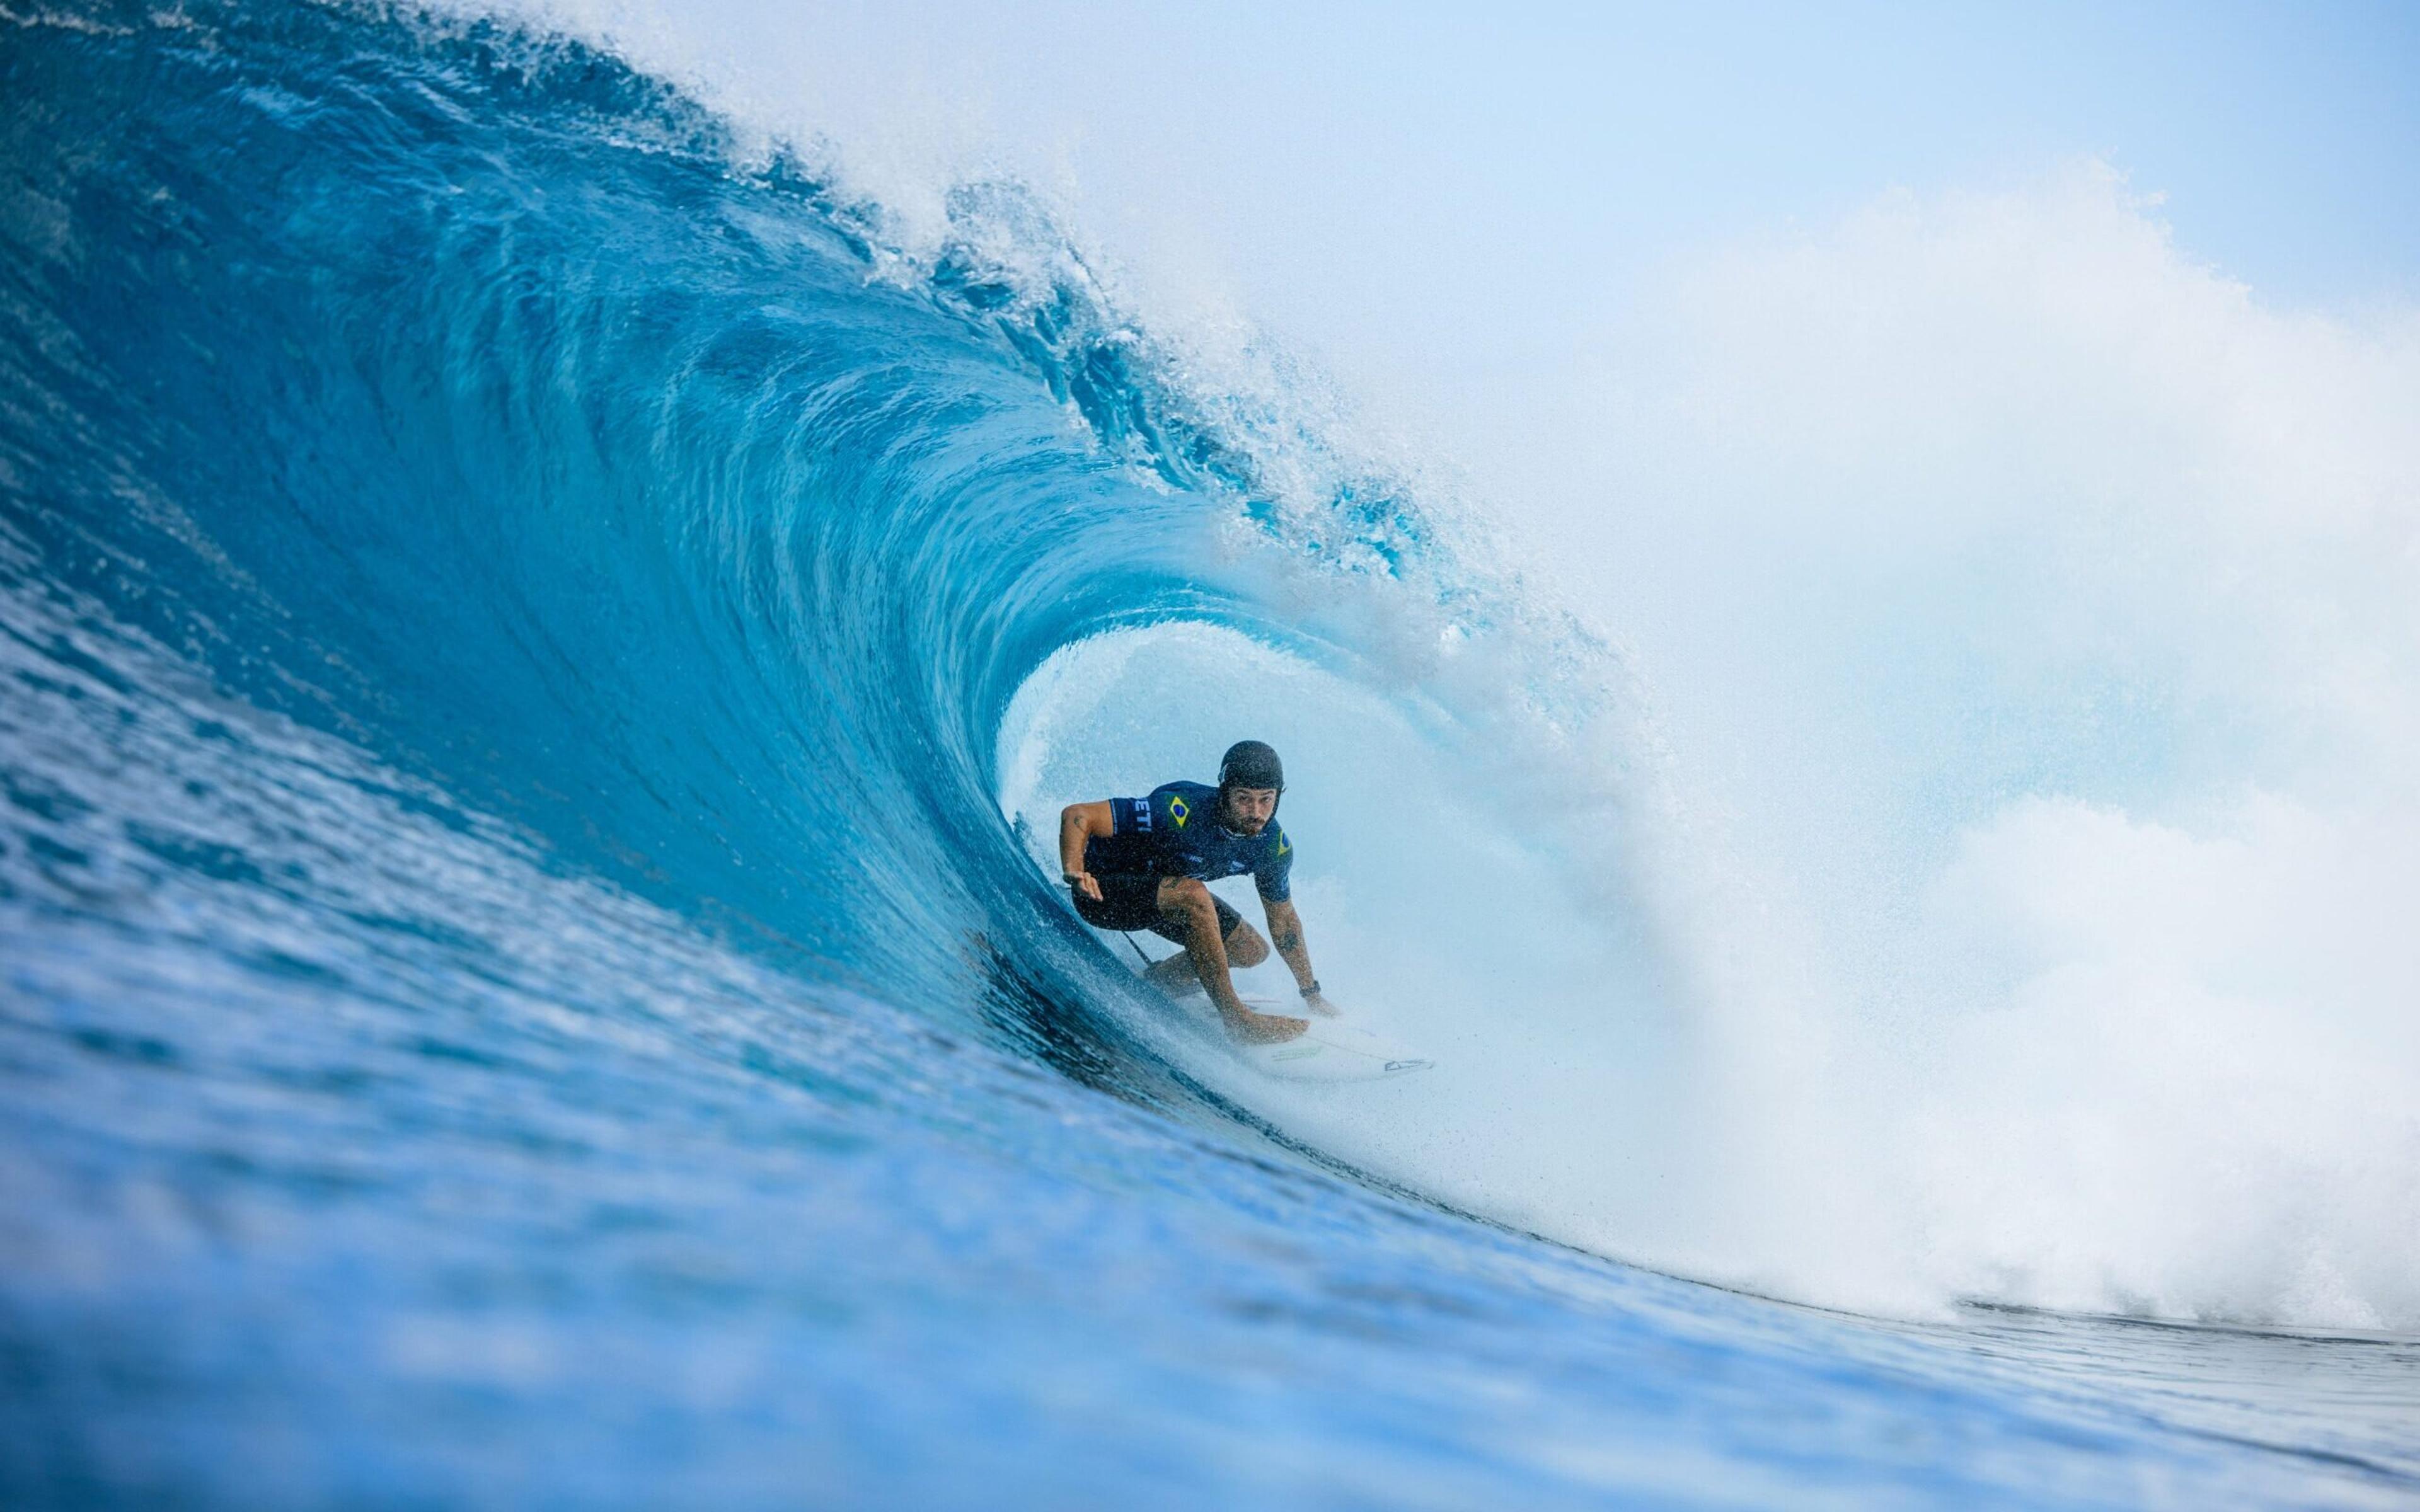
[1072,874,1243,945]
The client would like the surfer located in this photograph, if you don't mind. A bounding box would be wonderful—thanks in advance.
[1059,740,1332,1044]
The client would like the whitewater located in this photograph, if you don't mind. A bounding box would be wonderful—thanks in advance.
[3,3,2416,1506]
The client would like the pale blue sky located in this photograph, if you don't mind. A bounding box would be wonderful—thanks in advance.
[598,1,2418,316]
[1086,0,2420,307]
[676,0,2417,441]
[577,0,2420,474]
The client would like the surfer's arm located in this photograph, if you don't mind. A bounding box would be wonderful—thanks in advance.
[1057,799,1115,900]
[1260,897,1331,1012]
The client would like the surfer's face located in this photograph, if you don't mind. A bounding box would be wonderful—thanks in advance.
[1222,785,1278,835]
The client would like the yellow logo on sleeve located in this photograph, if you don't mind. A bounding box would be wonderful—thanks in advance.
[1168,796,1189,829]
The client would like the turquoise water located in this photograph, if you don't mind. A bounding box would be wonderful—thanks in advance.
[2,5,2414,1505]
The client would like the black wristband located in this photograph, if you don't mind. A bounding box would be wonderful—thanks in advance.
[1299,980,1322,998]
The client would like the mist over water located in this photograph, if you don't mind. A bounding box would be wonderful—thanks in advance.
[1521,167,2420,1325]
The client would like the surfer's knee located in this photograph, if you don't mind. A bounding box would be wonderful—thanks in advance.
[1160,878,1217,930]
[1225,921,1269,967]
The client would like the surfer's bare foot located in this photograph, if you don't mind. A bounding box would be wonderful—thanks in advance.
[1301,992,1340,1017]
[1226,1007,1308,1043]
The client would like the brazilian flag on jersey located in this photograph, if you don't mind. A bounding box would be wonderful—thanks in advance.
[1086,780,1294,901]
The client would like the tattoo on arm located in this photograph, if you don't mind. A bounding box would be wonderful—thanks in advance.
[1266,902,1314,990]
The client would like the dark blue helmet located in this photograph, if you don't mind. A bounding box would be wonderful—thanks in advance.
[1218,740,1284,801]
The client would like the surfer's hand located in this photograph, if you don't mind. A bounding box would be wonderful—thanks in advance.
[1301,992,1340,1017]
[1228,1007,1308,1044]
[1065,870,1102,902]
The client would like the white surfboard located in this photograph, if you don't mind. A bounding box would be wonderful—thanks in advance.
[1228,997,1435,1082]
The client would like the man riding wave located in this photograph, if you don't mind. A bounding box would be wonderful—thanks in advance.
[1059,740,1331,1044]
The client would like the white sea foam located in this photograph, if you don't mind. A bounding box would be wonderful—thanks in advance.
[486,0,2420,1327]
[1472,165,2420,1326]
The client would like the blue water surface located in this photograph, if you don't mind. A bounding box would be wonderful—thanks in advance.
[1,5,2414,1506]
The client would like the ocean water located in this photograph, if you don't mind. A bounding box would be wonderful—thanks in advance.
[3,4,2416,1506]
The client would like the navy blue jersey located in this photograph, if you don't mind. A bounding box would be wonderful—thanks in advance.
[1081,781,1294,902]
